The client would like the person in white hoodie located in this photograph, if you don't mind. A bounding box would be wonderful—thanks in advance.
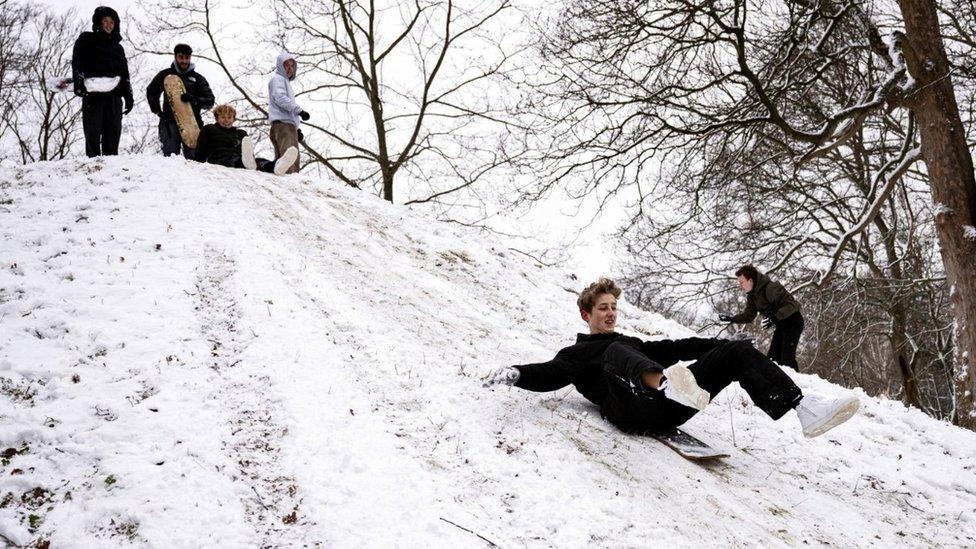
[268,51,309,174]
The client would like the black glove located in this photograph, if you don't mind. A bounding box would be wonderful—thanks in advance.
[180,93,198,106]
[297,129,304,143]
[299,110,310,121]
[718,314,733,322]
[73,76,88,97]
[761,316,775,329]
[123,94,133,115]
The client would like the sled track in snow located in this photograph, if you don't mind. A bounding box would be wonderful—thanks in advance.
[194,245,316,546]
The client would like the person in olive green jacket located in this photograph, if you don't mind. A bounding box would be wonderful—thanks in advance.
[718,264,804,371]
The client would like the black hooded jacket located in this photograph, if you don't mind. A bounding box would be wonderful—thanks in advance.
[146,63,216,125]
[193,124,247,164]
[71,7,132,101]
[512,332,722,406]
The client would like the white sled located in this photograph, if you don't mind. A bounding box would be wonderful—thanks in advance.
[45,76,120,94]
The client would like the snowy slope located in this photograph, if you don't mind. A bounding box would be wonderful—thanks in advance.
[1,156,975,548]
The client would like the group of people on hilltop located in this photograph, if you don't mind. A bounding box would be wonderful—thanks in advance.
[71,6,308,175]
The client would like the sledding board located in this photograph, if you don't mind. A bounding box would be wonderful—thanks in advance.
[163,74,200,148]
[651,428,729,461]
[46,76,119,94]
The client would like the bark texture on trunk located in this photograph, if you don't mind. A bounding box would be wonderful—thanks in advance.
[897,0,976,429]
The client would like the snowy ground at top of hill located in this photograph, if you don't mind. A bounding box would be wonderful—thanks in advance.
[1,155,975,548]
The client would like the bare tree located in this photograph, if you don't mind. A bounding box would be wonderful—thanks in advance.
[802,255,953,418]
[527,0,976,428]
[897,0,976,430]
[135,0,526,216]
[4,8,81,162]
[615,109,953,413]
[0,0,38,149]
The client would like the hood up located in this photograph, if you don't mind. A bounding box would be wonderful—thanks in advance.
[91,6,122,43]
[275,51,297,81]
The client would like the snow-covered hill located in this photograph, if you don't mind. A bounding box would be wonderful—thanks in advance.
[1,156,975,548]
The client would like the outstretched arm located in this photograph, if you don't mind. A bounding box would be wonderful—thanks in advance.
[729,296,758,324]
[486,347,578,392]
[510,353,578,392]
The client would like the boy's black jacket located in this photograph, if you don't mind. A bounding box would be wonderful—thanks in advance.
[513,332,721,405]
[194,124,247,164]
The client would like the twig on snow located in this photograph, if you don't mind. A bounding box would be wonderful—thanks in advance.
[251,486,270,510]
[439,517,499,547]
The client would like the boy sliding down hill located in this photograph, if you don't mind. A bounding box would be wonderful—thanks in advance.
[194,104,298,176]
[485,278,860,439]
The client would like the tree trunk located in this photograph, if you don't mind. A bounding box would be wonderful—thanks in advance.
[891,306,921,409]
[873,210,924,409]
[382,167,394,202]
[898,0,976,429]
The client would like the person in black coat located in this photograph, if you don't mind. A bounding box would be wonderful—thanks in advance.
[146,43,216,159]
[71,6,134,157]
[485,278,860,439]
[194,104,298,176]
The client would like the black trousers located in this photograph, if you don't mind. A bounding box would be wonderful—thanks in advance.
[769,312,804,372]
[211,155,276,173]
[159,119,195,159]
[600,340,803,434]
[82,94,122,157]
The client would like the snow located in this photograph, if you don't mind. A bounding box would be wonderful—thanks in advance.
[964,225,976,241]
[2,156,976,547]
[933,202,954,218]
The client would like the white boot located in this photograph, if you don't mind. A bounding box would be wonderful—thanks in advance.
[661,364,710,411]
[273,146,298,176]
[796,393,859,438]
[241,136,257,170]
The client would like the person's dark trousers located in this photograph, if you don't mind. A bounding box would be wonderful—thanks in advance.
[211,155,276,173]
[768,312,804,372]
[82,94,122,157]
[159,119,195,159]
[600,340,803,434]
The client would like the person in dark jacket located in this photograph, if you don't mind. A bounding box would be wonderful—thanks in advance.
[194,104,298,176]
[71,6,134,157]
[485,278,859,439]
[718,265,805,371]
[146,44,215,159]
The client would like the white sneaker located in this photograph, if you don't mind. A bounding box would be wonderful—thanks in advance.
[273,146,298,176]
[241,136,257,170]
[796,393,860,438]
[661,365,710,411]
